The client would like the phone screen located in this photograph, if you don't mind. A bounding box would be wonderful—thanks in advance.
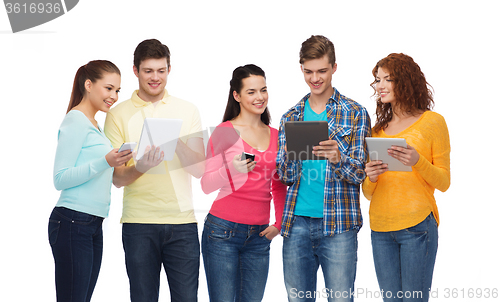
[119,142,137,153]
[241,152,255,162]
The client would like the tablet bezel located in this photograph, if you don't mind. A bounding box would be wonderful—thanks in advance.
[365,137,412,172]
[284,121,329,161]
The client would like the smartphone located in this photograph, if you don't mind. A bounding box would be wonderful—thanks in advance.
[240,152,255,162]
[118,142,137,153]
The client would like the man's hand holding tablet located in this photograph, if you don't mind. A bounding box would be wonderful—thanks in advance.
[312,140,341,164]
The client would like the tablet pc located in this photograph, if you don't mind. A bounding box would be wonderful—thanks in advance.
[137,118,183,161]
[285,121,329,160]
[365,137,412,172]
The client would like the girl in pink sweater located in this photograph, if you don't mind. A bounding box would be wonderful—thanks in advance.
[200,64,286,302]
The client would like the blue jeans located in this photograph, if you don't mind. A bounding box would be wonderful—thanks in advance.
[201,214,272,302]
[122,222,200,302]
[48,207,104,302]
[371,214,438,302]
[283,216,358,302]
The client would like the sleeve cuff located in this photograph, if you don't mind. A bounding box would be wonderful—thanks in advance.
[95,156,111,172]
[413,153,427,171]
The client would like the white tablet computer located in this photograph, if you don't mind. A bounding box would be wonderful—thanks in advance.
[137,118,183,161]
[285,121,329,160]
[365,137,412,172]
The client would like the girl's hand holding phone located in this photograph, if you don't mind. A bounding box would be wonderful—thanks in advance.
[105,148,133,168]
[232,153,256,173]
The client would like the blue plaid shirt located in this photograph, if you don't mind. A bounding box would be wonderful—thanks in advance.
[277,88,371,237]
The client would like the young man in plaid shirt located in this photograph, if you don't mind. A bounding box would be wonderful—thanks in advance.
[277,35,370,302]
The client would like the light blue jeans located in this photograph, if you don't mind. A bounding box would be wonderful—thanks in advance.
[202,213,271,302]
[371,213,438,302]
[283,216,358,302]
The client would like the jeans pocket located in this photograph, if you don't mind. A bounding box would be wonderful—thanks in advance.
[48,219,61,246]
[262,234,272,242]
[206,223,232,241]
[70,211,96,225]
[53,207,96,225]
[405,217,429,235]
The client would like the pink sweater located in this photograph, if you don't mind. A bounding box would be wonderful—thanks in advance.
[201,121,286,230]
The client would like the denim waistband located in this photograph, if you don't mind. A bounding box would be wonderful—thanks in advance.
[52,206,103,223]
[205,213,268,233]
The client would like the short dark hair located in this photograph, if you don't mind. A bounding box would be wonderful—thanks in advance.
[133,39,170,71]
[222,64,270,125]
[299,35,336,66]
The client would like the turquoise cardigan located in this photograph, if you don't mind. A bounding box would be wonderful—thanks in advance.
[53,110,113,218]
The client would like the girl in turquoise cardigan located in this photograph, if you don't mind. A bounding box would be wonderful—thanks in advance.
[48,60,132,302]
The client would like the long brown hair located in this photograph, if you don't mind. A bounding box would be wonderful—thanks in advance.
[371,53,434,133]
[222,64,271,125]
[67,60,121,113]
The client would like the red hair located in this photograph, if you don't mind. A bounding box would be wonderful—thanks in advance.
[371,53,434,133]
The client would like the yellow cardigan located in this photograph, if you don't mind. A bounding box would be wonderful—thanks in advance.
[362,111,451,232]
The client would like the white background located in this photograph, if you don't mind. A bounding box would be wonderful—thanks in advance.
[1,1,499,301]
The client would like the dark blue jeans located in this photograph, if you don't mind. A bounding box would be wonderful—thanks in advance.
[122,222,200,302]
[48,207,104,302]
[371,214,438,302]
[201,214,272,302]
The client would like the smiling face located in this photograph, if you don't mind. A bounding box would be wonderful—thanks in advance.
[85,72,121,113]
[133,57,170,103]
[301,55,337,99]
[375,67,396,105]
[233,75,268,116]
